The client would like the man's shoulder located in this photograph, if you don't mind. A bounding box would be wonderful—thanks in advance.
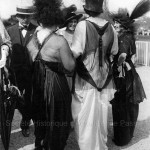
[7,23,18,31]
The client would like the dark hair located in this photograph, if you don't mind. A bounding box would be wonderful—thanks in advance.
[84,9,101,17]
[34,0,64,27]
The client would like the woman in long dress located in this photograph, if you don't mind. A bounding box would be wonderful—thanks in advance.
[70,0,118,149]
[58,12,83,94]
[27,0,75,149]
[111,6,147,146]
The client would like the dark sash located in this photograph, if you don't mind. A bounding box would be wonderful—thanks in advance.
[74,21,114,92]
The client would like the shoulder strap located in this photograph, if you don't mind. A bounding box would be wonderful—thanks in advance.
[87,21,109,66]
[88,21,109,36]
[75,21,114,92]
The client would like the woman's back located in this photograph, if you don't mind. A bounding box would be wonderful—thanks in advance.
[27,27,75,72]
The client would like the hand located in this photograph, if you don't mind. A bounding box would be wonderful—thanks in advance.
[1,45,9,53]
[0,45,9,68]
[0,60,6,68]
[125,62,131,71]
[8,85,21,97]
[117,65,122,72]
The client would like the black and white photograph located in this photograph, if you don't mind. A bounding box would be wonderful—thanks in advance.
[0,0,150,149]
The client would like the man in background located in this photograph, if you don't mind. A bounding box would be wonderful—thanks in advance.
[7,3,36,137]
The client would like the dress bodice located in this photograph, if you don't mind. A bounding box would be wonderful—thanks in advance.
[27,30,61,64]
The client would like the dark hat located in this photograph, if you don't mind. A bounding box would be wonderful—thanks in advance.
[83,0,104,13]
[62,12,83,28]
[112,9,134,29]
[114,16,134,29]
[16,5,36,15]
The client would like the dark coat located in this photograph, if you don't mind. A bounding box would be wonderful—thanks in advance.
[7,23,36,71]
[7,23,36,88]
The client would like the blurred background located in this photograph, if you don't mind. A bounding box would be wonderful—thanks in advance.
[0,0,150,69]
[1,0,150,35]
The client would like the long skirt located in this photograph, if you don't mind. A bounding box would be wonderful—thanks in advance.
[72,80,115,150]
[111,91,139,146]
[111,69,141,146]
[32,60,72,150]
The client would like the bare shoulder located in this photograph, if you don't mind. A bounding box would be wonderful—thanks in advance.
[52,33,68,47]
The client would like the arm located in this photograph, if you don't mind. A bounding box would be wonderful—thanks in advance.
[117,53,127,66]
[107,25,118,63]
[0,19,11,68]
[71,21,86,58]
[117,35,133,72]
[59,36,75,72]
[0,19,11,50]
[110,25,118,56]
[117,36,130,66]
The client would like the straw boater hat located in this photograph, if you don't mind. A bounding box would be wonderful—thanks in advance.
[16,5,35,15]
[83,0,104,13]
[16,0,36,15]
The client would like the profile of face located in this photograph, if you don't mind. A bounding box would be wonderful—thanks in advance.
[16,14,32,26]
[67,19,78,32]
[114,21,123,33]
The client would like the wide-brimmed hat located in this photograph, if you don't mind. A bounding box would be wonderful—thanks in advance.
[16,5,36,15]
[83,0,104,13]
[112,9,134,29]
[62,12,83,28]
[113,16,134,29]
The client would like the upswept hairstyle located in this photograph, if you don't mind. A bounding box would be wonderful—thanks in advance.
[34,0,64,27]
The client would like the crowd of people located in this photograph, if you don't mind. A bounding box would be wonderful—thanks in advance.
[0,0,149,149]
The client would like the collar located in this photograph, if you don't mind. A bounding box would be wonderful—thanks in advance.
[86,17,108,27]
[19,22,29,30]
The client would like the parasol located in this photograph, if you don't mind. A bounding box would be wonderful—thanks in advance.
[0,67,21,150]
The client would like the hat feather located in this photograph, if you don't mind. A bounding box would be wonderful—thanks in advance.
[130,0,150,20]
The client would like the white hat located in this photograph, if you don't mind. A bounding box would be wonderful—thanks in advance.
[16,0,35,15]
[16,5,35,15]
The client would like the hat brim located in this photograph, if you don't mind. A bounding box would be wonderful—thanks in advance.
[61,14,83,28]
[114,18,134,29]
[16,12,35,15]
[16,7,35,15]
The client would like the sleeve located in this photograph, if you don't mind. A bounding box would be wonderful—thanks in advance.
[119,35,130,55]
[71,21,86,58]
[110,25,118,55]
[0,19,11,49]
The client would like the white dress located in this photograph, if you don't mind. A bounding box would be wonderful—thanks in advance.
[71,16,118,150]
[57,28,73,47]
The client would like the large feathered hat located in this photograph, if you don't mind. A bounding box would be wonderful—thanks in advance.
[112,8,134,28]
[112,0,150,29]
